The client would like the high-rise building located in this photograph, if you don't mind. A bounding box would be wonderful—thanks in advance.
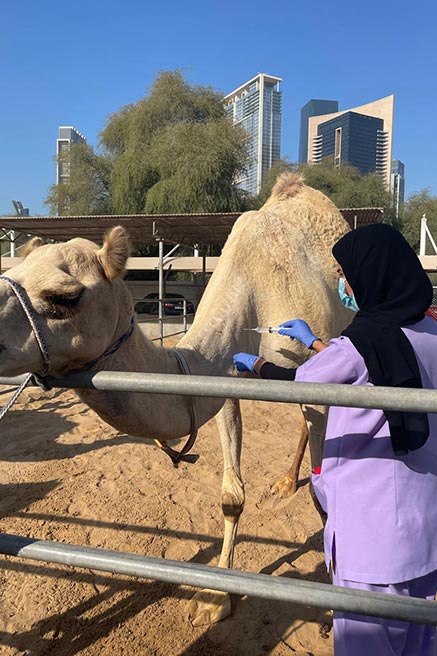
[224,73,282,195]
[391,159,405,218]
[298,99,338,164]
[303,95,394,188]
[56,126,86,186]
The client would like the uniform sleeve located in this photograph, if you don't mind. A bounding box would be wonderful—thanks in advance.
[259,362,296,380]
[295,337,360,385]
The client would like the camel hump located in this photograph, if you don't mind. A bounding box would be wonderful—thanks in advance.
[270,172,305,201]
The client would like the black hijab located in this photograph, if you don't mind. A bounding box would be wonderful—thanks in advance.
[332,223,433,455]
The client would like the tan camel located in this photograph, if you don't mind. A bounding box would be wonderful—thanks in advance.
[0,173,350,626]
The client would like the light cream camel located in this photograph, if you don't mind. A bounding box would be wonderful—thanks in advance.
[0,173,350,625]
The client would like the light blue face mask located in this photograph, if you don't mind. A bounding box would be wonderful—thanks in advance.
[338,277,359,312]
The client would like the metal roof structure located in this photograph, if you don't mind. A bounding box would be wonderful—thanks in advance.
[340,208,384,228]
[0,208,383,247]
[0,213,241,247]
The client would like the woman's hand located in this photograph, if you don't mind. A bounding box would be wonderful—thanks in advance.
[278,319,321,350]
[233,352,263,373]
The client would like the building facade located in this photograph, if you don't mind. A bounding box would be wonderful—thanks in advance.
[56,126,86,186]
[313,111,386,176]
[304,95,394,188]
[391,159,405,218]
[298,99,338,164]
[224,73,282,196]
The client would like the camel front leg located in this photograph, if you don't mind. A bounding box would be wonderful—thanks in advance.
[271,412,308,496]
[188,397,244,626]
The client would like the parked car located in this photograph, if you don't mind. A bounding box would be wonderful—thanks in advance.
[134,292,195,316]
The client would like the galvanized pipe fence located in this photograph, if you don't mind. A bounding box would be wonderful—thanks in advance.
[2,370,437,624]
[1,532,437,625]
[2,370,437,414]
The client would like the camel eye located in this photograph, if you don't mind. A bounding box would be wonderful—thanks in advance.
[42,288,84,319]
[50,292,82,309]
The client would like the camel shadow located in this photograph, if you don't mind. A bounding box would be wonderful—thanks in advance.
[9,509,305,554]
[180,531,330,655]
[0,480,60,518]
[0,408,76,458]
[0,406,149,463]
[0,558,194,656]
[0,529,328,656]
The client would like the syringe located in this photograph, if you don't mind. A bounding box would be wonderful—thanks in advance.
[244,326,281,334]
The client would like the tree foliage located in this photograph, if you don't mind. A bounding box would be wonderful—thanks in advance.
[45,143,111,215]
[301,158,393,220]
[105,71,248,213]
[46,71,249,216]
[254,158,297,207]
[400,190,437,253]
[254,157,395,223]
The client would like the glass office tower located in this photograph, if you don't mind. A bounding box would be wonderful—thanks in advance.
[391,159,405,218]
[56,126,86,215]
[56,126,86,186]
[224,73,282,196]
[298,99,339,164]
[307,95,394,188]
[314,111,387,176]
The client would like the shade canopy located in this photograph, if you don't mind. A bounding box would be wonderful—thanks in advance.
[340,208,384,227]
[0,213,241,247]
[0,208,384,247]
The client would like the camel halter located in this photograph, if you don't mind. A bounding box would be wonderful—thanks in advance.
[0,276,199,465]
[0,275,50,420]
[0,275,134,419]
[153,348,200,467]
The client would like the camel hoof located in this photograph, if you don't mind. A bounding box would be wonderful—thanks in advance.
[319,622,332,639]
[271,474,297,497]
[187,589,231,626]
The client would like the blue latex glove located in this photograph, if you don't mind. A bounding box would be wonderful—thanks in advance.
[278,319,320,349]
[233,352,260,373]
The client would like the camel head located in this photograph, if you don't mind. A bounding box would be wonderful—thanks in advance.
[0,226,131,378]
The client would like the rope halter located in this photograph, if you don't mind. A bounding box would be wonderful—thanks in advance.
[0,275,197,465]
[0,275,51,419]
[0,276,50,376]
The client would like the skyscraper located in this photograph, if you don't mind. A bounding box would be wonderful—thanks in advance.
[298,99,339,164]
[303,95,394,188]
[224,73,282,195]
[56,126,86,186]
[391,159,405,218]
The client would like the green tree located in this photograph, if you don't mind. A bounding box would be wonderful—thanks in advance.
[45,70,249,216]
[400,190,437,253]
[45,143,111,215]
[104,70,248,214]
[253,158,296,207]
[300,158,394,221]
[254,157,395,222]
[143,119,247,213]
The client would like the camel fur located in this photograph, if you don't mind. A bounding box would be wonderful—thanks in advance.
[0,173,350,625]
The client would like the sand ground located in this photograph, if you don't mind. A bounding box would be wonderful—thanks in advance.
[0,358,333,656]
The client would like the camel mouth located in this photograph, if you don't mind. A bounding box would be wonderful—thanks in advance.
[0,344,6,355]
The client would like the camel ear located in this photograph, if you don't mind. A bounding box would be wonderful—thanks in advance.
[22,237,44,258]
[97,226,131,281]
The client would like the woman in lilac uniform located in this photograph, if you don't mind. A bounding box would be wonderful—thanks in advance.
[233,224,437,656]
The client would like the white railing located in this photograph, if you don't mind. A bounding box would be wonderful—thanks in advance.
[133,296,194,344]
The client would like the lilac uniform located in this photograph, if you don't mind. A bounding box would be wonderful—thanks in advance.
[294,316,437,655]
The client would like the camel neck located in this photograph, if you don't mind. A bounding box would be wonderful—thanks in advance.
[75,322,224,440]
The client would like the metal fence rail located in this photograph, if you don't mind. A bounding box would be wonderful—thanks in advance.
[2,371,437,414]
[2,371,437,625]
[1,532,437,625]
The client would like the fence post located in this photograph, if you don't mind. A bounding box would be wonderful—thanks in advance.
[158,239,164,346]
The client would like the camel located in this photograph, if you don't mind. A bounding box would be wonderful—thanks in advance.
[0,172,350,626]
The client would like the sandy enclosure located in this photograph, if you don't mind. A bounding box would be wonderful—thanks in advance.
[0,357,333,655]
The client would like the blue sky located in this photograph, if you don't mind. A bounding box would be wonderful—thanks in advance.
[1,0,436,215]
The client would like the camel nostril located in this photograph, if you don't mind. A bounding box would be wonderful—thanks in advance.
[0,344,6,354]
